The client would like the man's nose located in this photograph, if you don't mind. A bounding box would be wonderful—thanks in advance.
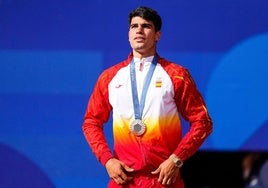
[136,25,143,33]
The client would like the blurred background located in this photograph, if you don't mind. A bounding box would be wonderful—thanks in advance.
[0,0,268,187]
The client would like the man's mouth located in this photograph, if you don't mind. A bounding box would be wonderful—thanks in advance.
[134,37,145,42]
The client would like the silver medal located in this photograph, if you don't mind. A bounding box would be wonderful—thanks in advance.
[130,119,146,136]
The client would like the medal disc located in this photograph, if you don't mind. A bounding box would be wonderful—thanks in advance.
[130,119,146,136]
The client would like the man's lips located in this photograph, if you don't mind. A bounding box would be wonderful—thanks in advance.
[134,37,145,42]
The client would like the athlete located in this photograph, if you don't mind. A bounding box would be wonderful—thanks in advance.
[82,6,213,188]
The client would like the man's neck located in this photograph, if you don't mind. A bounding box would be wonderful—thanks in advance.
[132,51,156,59]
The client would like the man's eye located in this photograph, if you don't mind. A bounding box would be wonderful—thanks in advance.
[143,24,151,28]
[130,25,138,29]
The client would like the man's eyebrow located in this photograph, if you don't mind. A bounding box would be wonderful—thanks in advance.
[130,23,153,27]
[141,23,153,27]
[130,23,138,26]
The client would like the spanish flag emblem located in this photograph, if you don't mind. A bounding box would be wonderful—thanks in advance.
[155,78,162,88]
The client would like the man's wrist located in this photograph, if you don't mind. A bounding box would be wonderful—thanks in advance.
[169,154,183,168]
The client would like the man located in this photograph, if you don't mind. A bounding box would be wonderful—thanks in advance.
[82,6,212,188]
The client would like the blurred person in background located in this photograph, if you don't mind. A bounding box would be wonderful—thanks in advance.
[243,152,268,188]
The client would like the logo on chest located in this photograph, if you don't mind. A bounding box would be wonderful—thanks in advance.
[115,84,123,88]
[155,77,163,88]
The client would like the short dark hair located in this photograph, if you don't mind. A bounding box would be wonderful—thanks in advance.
[128,6,162,32]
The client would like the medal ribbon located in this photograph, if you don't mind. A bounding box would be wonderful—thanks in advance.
[130,56,157,120]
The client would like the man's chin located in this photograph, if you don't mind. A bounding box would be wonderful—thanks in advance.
[133,46,145,51]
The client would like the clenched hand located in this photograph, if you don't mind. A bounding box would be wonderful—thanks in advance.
[105,158,134,185]
[151,158,180,186]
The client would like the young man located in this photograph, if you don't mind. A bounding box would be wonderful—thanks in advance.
[82,6,213,188]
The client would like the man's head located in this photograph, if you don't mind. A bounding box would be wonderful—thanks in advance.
[128,6,162,32]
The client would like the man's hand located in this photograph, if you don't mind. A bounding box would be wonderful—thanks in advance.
[151,158,180,186]
[105,158,134,185]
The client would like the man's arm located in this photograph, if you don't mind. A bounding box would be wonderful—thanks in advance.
[173,69,213,161]
[82,71,114,165]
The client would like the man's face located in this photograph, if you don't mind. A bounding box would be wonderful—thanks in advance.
[128,16,161,56]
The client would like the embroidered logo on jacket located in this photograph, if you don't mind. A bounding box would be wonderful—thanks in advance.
[115,84,123,88]
[155,77,162,88]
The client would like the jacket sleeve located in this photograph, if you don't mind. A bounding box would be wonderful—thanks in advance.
[172,68,213,161]
[82,71,113,166]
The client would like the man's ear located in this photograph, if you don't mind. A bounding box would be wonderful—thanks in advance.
[155,31,161,41]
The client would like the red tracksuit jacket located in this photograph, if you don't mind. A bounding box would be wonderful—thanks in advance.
[82,53,212,187]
